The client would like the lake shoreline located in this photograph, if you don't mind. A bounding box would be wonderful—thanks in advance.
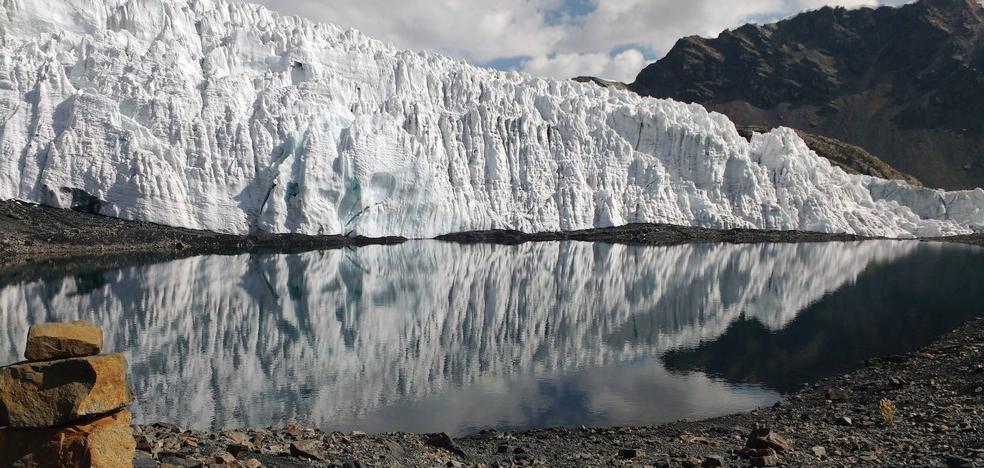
[131,317,984,467]
[0,200,405,270]
[6,198,980,271]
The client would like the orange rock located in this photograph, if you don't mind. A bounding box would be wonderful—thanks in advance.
[0,408,136,468]
[0,354,132,428]
[24,320,103,361]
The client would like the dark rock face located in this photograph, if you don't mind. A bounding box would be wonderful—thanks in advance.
[62,187,103,215]
[630,0,984,190]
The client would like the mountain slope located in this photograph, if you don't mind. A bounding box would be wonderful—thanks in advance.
[631,0,984,190]
[0,0,982,238]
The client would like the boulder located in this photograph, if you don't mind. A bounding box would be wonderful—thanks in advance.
[290,440,330,461]
[0,408,136,468]
[24,321,103,361]
[825,387,850,401]
[0,353,132,428]
[745,428,792,452]
[425,432,466,457]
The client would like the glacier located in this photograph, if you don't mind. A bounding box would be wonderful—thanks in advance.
[1,0,983,238]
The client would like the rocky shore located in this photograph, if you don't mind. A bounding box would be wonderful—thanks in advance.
[5,199,984,273]
[128,318,984,467]
[942,234,984,247]
[0,200,404,267]
[435,224,869,245]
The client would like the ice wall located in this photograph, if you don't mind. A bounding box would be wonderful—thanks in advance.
[1,0,982,237]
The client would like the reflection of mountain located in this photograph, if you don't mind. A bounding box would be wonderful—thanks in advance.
[663,243,984,392]
[0,241,919,430]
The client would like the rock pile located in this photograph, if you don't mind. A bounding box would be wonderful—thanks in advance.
[0,320,136,467]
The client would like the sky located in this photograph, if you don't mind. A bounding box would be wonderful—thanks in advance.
[242,0,915,83]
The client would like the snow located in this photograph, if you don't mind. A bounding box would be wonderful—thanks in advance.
[1,0,982,238]
[0,240,920,429]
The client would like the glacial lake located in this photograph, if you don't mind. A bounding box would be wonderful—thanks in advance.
[2,240,984,435]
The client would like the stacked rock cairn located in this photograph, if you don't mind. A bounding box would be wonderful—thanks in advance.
[0,320,136,467]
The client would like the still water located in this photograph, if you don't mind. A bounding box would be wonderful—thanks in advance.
[2,240,983,434]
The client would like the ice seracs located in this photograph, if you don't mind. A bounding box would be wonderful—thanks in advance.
[0,0,982,238]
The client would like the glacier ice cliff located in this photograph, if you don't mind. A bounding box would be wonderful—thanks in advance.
[0,240,936,431]
[1,0,983,237]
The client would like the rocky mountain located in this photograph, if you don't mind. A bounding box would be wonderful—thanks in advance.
[1,0,982,238]
[630,0,984,190]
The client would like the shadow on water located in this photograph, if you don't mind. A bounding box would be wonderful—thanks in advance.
[1,240,983,434]
[661,245,984,392]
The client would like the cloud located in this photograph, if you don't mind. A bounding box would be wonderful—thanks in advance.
[239,0,568,63]
[557,0,892,59]
[523,48,648,82]
[238,0,916,82]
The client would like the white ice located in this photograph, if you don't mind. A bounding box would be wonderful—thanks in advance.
[1,0,982,237]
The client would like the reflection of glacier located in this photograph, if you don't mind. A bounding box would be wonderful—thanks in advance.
[0,241,918,430]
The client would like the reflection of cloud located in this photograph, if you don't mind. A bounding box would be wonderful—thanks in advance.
[569,363,777,427]
[0,241,917,432]
[341,362,780,435]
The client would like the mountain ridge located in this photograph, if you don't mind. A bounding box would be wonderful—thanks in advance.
[630,0,984,190]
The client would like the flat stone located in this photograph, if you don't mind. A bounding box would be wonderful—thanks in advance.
[825,387,850,401]
[750,454,780,467]
[24,320,103,361]
[425,432,466,457]
[0,353,132,428]
[0,408,136,468]
[290,439,330,461]
[229,431,250,444]
[214,451,236,464]
[744,428,792,452]
[228,442,252,456]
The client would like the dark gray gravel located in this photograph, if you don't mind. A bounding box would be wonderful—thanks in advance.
[0,200,403,268]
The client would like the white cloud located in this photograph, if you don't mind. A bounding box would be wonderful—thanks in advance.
[239,0,916,82]
[240,0,568,63]
[523,48,647,82]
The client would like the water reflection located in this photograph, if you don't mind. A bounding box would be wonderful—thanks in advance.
[1,240,981,434]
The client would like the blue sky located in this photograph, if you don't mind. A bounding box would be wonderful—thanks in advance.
[245,0,915,82]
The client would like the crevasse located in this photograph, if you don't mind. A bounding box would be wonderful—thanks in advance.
[1,0,982,238]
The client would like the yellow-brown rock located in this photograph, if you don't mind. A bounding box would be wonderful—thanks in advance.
[0,408,136,468]
[24,320,103,361]
[0,353,132,428]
